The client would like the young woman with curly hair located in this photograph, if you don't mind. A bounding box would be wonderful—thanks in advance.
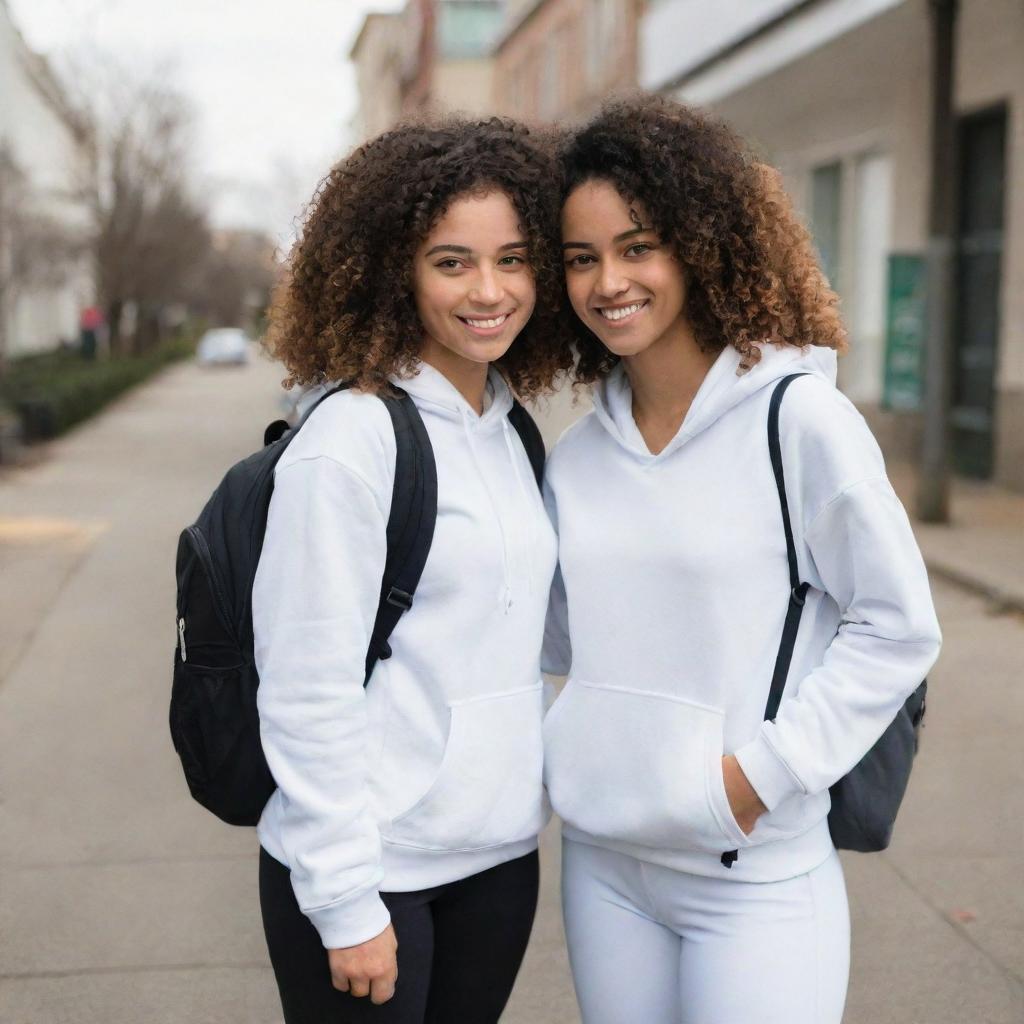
[253,116,573,1024]
[541,95,941,1023]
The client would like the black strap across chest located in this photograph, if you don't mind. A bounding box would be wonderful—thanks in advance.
[763,373,810,723]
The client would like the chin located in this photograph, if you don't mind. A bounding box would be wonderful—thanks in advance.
[593,331,657,359]
[451,337,514,364]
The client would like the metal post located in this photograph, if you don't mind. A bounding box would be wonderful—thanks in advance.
[917,0,959,523]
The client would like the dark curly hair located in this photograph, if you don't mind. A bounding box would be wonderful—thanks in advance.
[265,116,575,398]
[561,94,847,381]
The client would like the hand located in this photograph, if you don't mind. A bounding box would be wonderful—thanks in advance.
[722,755,767,836]
[328,923,398,1004]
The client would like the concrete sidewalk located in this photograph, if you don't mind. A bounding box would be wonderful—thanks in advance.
[890,465,1024,613]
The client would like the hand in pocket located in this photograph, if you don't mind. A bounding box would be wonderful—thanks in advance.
[722,755,767,835]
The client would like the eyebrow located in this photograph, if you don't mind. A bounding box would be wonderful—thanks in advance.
[562,225,651,250]
[424,241,528,257]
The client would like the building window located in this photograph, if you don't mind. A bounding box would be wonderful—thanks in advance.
[809,153,893,404]
[437,1,504,59]
[811,162,843,290]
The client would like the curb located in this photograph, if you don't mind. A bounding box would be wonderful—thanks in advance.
[923,557,1024,615]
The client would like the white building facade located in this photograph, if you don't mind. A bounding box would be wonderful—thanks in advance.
[642,0,1024,489]
[0,0,93,359]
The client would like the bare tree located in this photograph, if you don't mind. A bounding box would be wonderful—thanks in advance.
[0,144,83,370]
[66,59,210,354]
[189,228,278,332]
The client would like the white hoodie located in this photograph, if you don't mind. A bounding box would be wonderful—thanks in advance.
[253,362,555,949]
[542,343,941,881]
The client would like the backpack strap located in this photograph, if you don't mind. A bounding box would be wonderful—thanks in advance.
[262,383,356,448]
[261,383,436,684]
[763,373,811,723]
[507,399,545,488]
[365,388,438,682]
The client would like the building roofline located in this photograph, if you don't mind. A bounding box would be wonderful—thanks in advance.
[651,0,819,94]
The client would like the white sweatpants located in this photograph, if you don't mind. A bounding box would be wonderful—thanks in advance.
[562,838,850,1024]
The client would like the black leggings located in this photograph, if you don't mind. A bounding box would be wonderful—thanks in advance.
[260,847,540,1024]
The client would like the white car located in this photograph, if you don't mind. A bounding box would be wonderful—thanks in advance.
[196,328,250,366]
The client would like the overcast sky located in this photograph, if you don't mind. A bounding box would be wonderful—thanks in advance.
[8,0,404,243]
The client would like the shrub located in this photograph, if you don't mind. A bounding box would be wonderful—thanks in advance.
[0,335,197,441]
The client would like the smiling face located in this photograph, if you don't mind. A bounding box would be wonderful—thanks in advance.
[562,178,690,360]
[413,190,536,372]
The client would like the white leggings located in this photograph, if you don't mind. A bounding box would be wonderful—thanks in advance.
[562,838,850,1024]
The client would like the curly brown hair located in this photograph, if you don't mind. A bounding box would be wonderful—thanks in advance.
[265,116,575,398]
[560,94,847,381]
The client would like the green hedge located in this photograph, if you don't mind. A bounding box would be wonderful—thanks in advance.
[0,335,197,441]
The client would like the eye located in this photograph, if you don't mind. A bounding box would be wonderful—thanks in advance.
[625,242,653,257]
[498,254,527,266]
[436,258,464,270]
[565,253,596,268]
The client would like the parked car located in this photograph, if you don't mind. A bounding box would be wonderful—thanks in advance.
[196,328,250,366]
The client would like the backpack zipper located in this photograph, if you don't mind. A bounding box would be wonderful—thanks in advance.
[178,617,187,662]
[185,525,237,641]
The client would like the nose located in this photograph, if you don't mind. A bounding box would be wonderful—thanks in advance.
[595,260,629,300]
[469,267,503,307]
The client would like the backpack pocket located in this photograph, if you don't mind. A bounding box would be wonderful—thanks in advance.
[175,526,238,664]
[543,679,749,854]
[384,684,546,852]
[170,527,273,826]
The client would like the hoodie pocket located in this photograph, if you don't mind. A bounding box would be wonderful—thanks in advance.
[544,679,749,854]
[385,684,547,852]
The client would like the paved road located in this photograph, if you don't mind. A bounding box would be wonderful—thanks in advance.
[0,355,1021,1023]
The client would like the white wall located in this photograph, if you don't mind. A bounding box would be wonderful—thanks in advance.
[1,2,92,356]
[434,58,496,116]
[0,10,84,202]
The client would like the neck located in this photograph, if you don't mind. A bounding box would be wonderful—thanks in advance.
[624,315,716,425]
[419,336,490,415]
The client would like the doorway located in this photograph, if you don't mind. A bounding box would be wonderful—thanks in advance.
[953,105,1006,478]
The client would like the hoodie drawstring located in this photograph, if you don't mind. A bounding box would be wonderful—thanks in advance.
[461,409,515,613]
[502,418,535,597]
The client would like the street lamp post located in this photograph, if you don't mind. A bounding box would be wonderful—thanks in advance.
[917,0,959,523]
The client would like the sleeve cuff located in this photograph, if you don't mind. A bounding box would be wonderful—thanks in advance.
[306,887,392,950]
[734,729,806,813]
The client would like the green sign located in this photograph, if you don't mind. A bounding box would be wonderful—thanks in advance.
[883,254,926,411]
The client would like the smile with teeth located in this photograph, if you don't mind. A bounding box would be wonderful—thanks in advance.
[597,301,647,321]
[459,312,512,329]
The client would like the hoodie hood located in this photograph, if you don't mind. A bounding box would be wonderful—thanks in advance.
[592,343,838,462]
[392,360,513,433]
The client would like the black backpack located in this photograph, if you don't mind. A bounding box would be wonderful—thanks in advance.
[169,383,545,826]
